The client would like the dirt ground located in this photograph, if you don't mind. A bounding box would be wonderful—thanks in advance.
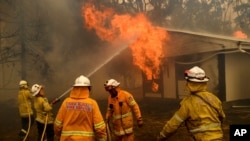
[1,98,250,141]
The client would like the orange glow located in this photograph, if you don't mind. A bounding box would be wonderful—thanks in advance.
[233,30,248,39]
[83,3,115,41]
[151,81,159,92]
[82,2,169,82]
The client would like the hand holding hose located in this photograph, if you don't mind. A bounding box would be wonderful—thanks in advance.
[156,132,168,141]
[137,117,143,128]
[50,98,60,105]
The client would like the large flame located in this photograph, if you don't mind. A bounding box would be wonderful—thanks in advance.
[82,2,169,90]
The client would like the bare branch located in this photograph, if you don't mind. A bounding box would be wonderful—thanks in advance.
[0,28,19,38]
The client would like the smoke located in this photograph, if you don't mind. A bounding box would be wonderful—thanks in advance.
[37,0,137,99]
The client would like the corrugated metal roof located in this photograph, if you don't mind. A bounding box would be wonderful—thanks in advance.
[164,29,250,57]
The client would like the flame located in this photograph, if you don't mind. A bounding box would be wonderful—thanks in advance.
[151,81,159,92]
[82,2,169,82]
[233,30,248,39]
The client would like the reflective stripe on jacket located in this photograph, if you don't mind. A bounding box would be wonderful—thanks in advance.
[54,87,107,141]
[34,96,54,124]
[18,89,33,117]
[160,82,225,141]
[105,88,142,136]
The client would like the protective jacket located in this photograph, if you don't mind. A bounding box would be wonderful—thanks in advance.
[105,88,142,136]
[160,82,225,141]
[34,96,54,124]
[54,87,107,141]
[18,89,34,117]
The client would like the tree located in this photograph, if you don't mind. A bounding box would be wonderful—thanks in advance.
[0,0,52,87]
[234,0,250,36]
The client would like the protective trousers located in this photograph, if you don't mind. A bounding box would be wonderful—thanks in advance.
[19,116,34,140]
[36,121,54,141]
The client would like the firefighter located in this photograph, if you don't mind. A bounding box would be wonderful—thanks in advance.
[104,79,143,141]
[54,75,107,141]
[157,66,225,141]
[31,84,54,141]
[18,80,34,141]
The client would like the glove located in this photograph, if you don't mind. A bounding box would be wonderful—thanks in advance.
[157,134,167,141]
[157,136,166,141]
[157,132,167,141]
[137,117,143,128]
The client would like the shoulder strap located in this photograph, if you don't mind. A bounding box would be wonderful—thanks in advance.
[193,93,221,120]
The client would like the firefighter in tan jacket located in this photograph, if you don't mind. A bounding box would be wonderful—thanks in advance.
[18,80,34,140]
[104,79,143,141]
[31,84,54,141]
[157,66,225,141]
[54,75,107,141]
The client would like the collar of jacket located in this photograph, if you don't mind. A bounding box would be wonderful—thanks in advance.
[70,87,89,99]
[187,81,207,93]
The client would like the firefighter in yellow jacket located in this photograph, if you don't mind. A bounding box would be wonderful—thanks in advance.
[31,84,54,141]
[157,66,225,141]
[104,79,143,141]
[54,75,107,141]
[18,80,34,140]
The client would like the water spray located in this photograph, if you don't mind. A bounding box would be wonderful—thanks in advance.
[51,45,128,104]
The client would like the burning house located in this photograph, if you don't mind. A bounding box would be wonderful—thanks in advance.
[158,29,250,102]
[82,1,250,102]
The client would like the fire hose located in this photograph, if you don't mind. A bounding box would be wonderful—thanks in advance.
[41,114,49,141]
[106,120,112,141]
[49,69,99,105]
[47,46,127,141]
[50,88,72,105]
[50,45,127,105]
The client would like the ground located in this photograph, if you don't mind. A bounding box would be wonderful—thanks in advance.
[1,98,250,141]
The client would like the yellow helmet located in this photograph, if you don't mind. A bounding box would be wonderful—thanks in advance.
[19,80,28,88]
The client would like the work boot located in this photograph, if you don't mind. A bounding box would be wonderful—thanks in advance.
[19,132,26,141]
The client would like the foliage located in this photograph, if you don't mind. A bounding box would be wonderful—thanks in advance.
[234,1,250,35]
[0,0,52,81]
[98,0,248,36]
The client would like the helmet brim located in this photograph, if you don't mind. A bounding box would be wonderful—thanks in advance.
[73,84,91,87]
[187,78,209,82]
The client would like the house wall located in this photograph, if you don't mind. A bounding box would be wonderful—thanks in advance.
[162,59,176,98]
[225,53,250,101]
[200,56,220,97]
[162,53,221,100]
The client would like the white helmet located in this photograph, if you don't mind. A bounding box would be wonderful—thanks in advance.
[184,66,209,82]
[19,80,28,88]
[104,79,120,87]
[73,75,91,87]
[31,84,42,96]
